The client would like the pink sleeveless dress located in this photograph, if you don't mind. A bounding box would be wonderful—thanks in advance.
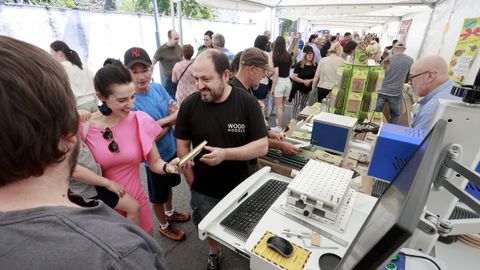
[81,111,161,232]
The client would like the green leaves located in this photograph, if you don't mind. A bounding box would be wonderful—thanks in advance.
[19,0,216,19]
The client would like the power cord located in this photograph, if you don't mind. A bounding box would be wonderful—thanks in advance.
[398,252,441,270]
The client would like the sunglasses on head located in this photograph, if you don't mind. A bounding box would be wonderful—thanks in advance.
[102,127,120,153]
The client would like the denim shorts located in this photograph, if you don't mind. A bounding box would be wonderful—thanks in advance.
[190,188,221,227]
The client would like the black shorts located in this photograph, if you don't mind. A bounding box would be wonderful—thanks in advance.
[91,186,119,209]
[146,156,181,204]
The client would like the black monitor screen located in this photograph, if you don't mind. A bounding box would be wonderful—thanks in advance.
[336,120,446,270]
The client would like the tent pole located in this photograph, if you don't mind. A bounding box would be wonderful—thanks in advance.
[177,0,183,46]
[171,0,175,30]
[152,0,162,81]
[152,0,161,48]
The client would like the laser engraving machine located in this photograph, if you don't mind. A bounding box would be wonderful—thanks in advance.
[407,85,480,257]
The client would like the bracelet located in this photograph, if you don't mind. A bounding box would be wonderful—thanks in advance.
[162,162,170,175]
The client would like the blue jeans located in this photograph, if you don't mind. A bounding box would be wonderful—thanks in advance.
[375,93,402,124]
[164,77,177,99]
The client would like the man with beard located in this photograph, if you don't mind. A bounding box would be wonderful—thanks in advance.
[410,55,460,131]
[0,36,168,269]
[175,49,268,270]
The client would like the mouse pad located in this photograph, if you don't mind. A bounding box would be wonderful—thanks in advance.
[252,231,311,270]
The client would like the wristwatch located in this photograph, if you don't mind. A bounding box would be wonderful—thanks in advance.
[162,162,171,175]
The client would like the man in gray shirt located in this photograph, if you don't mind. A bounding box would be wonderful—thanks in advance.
[0,36,168,270]
[375,42,413,124]
[153,29,182,99]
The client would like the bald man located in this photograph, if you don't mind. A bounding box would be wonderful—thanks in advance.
[153,29,182,98]
[410,55,460,131]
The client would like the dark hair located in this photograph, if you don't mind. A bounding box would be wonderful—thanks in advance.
[308,34,317,43]
[343,40,358,54]
[204,30,214,39]
[182,44,194,60]
[331,36,338,42]
[344,32,352,37]
[50,40,83,69]
[374,37,380,43]
[230,51,242,75]
[0,36,78,185]
[272,36,291,65]
[94,58,132,98]
[201,49,230,77]
[103,58,123,66]
[392,39,398,45]
[254,35,269,52]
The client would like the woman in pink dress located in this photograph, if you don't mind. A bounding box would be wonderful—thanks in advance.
[82,60,181,234]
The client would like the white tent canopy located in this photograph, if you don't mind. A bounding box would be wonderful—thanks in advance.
[196,0,480,84]
[197,0,433,28]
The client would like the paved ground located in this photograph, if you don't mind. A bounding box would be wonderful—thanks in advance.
[143,170,250,269]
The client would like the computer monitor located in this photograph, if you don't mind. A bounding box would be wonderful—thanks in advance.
[335,120,447,270]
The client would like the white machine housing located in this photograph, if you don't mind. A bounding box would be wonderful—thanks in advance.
[409,99,480,253]
[311,113,357,155]
[285,160,355,230]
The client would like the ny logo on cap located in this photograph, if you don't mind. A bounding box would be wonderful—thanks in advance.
[131,49,141,58]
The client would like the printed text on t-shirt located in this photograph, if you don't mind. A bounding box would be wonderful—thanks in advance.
[227,123,246,133]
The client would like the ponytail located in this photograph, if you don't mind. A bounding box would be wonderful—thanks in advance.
[50,40,83,70]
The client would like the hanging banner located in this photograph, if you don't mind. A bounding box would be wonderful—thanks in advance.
[448,17,480,83]
[397,19,413,42]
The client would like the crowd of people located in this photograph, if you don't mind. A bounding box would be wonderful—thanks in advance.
[0,26,461,270]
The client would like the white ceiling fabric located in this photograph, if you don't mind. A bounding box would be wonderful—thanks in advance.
[197,0,436,27]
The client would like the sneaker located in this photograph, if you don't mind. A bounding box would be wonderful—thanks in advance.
[166,211,190,222]
[159,224,185,241]
[207,248,222,270]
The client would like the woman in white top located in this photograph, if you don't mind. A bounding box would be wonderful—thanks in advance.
[312,42,345,102]
[50,41,97,112]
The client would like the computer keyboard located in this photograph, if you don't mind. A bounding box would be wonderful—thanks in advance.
[221,179,289,237]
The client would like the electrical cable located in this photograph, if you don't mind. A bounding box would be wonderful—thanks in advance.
[398,252,441,270]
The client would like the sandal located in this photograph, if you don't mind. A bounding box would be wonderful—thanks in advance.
[166,211,190,222]
[159,224,185,241]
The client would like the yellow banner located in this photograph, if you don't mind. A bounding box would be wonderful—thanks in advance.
[449,17,480,83]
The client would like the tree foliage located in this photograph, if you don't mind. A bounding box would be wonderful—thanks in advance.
[118,0,216,19]
[13,0,215,19]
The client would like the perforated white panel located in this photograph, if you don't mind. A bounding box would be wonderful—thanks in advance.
[287,160,353,211]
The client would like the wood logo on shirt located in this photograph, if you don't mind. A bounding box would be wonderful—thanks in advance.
[227,123,246,133]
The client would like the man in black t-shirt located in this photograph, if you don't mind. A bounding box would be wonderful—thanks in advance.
[231,47,299,155]
[175,49,268,270]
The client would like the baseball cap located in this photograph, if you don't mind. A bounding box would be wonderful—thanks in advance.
[240,47,274,72]
[124,47,152,68]
[393,42,406,49]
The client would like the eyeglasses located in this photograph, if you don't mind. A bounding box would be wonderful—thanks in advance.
[102,127,120,153]
[408,71,430,83]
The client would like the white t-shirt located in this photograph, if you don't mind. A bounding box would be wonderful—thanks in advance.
[61,61,95,106]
